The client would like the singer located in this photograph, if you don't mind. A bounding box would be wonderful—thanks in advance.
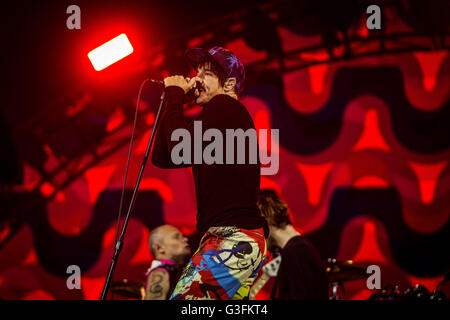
[151,46,268,300]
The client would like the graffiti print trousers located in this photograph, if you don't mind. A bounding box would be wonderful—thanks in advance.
[170,226,267,300]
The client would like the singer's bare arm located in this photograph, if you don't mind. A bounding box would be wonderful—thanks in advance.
[144,269,170,300]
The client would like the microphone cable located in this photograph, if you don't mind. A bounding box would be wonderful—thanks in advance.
[110,78,152,300]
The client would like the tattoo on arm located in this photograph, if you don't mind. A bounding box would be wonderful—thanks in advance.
[150,274,163,297]
[145,270,169,300]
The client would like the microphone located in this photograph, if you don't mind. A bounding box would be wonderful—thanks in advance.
[148,79,164,85]
[184,86,197,103]
[148,78,198,103]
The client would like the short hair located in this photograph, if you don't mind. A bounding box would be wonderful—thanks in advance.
[198,59,239,96]
[148,226,164,257]
[257,190,293,228]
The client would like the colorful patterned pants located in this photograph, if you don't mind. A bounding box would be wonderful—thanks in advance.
[170,226,267,300]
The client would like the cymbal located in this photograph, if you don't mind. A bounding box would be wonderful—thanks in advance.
[325,259,368,282]
[111,279,144,299]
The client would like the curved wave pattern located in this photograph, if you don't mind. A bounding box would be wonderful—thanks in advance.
[306,188,449,277]
[241,58,450,294]
[244,66,450,155]
[1,48,449,299]
[19,190,164,278]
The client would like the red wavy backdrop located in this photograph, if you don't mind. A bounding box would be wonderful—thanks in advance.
[1,23,449,300]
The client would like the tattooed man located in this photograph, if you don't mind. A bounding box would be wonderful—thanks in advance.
[144,225,191,300]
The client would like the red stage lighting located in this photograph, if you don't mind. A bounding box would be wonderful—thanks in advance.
[88,34,134,71]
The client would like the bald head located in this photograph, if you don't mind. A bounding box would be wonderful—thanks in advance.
[148,225,191,264]
[148,225,166,257]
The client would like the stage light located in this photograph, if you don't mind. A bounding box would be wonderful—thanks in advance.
[88,34,134,71]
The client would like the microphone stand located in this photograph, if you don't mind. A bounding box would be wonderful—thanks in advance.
[100,89,166,300]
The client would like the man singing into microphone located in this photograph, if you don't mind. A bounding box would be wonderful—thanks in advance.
[151,47,268,300]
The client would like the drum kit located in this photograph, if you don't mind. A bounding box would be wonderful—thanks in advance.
[110,279,145,300]
[325,258,368,300]
[325,258,448,300]
[368,284,447,301]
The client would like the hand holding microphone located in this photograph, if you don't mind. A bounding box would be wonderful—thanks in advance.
[163,75,197,94]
